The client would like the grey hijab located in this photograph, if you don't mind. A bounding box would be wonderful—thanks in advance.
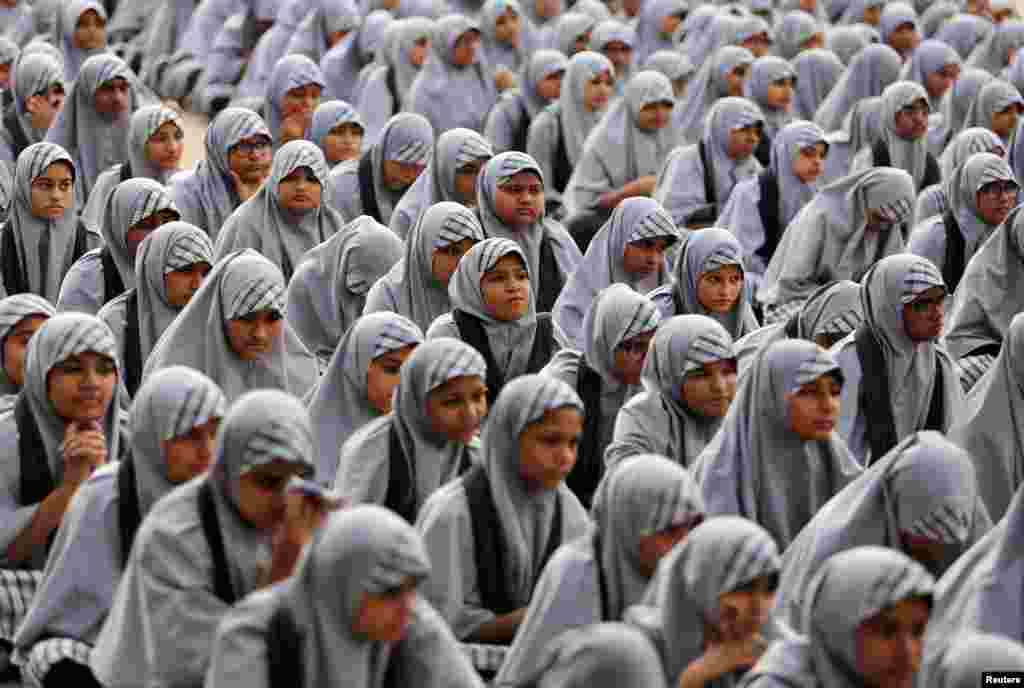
[519,50,570,120]
[214,140,346,281]
[100,178,179,293]
[822,96,884,185]
[317,8,370,104]
[824,26,872,66]
[480,0,525,72]
[553,197,678,348]
[930,68,995,156]
[967,19,1024,74]
[942,127,1006,180]
[265,54,326,143]
[627,517,780,683]
[308,312,424,482]
[743,56,796,138]
[524,623,667,688]
[871,81,932,191]
[775,10,823,61]
[693,340,861,549]
[642,49,695,83]
[132,221,215,366]
[287,0,361,63]
[126,104,182,183]
[791,49,844,122]
[774,431,990,632]
[309,100,364,166]
[633,0,688,65]
[45,54,141,200]
[555,13,597,57]
[814,44,903,133]
[838,0,883,24]
[899,39,961,111]
[921,3,958,38]
[946,152,1016,258]
[8,52,64,150]
[931,633,1024,688]
[559,51,615,168]
[285,218,404,362]
[772,120,828,229]
[58,0,108,82]
[0,294,55,396]
[335,338,486,509]
[962,79,1024,145]
[673,46,754,143]
[142,250,318,402]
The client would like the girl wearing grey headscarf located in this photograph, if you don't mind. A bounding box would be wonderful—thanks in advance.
[408,15,499,136]
[756,168,915,321]
[168,107,272,240]
[553,198,678,348]
[0,294,55,410]
[307,312,423,482]
[626,517,781,687]
[554,13,597,57]
[495,454,705,686]
[479,0,526,79]
[650,228,761,339]
[285,218,403,365]
[931,633,1024,688]
[335,338,486,519]
[900,39,962,112]
[89,389,319,688]
[326,112,434,225]
[678,6,721,64]
[97,222,215,398]
[476,152,583,313]
[832,254,963,465]
[961,79,1024,147]
[642,50,695,99]
[59,178,179,316]
[12,367,226,688]
[632,0,688,66]
[286,0,360,64]
[594,21,636,97]
[919,127,1007,221]
[693,340,861,548]
[57,0,108,83]
[416,374,590,640]
[364,201,486,331]
[261,54,325,147]
[741,547,935,688]
[390,128,494,241]
[928,67,995,156]
[205,505,482,688]
[814,43,903,133]
[967,18,1024,74]
[838,0,883,25]
[214,141,345,282]
[791,50,843,123]
[878,2,920,60]
[823,26,872,66]
[80,105,183,231]
[45,54,145,202]
[309,100,365,168]
[775,11,824,61]
[142,250,318,401]
[485,50,567,155]
[0,143,100,302]
[819,96,884,186]
[604,314,736,469]
[720,122,827,292]
[0,52,65,169]
[671,46,754,144]
[909,152,1018,293]
[921,2,959,39]
[773,431,990,633]
[519,623,667,688]
[743,57,796,166]
[564,71,677,232]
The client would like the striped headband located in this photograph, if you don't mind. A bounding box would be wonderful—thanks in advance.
[521,376,585,425]
[164,230,214,273]
[900,258,945,304]
[126,186,179,229]
[619,300,662,344]
[420,341,487,392]
[164,377,227,441]
[903,503,972,545]
[0,294,55,331]
[271,141,330,189]
[819,309,863,337]
[388,140,432,164]
[628,205,678,243]
[872,197,914,224]
[240,418,315,475]
[371,317,424,359]
[225,275,286,319]
[493,151,544,187]
[792,348,841,390]
[49,318,117,364]
[683,330,735,374]
[434,204,485,249]
[471,237,525,275]
[701,244,744,274]
[454,134,493,169]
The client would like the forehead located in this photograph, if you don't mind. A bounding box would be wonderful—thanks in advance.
[498,170,542,187]
[150,121,181,137]
[35,161,73,181]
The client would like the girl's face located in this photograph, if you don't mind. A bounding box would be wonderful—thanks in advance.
[612,329,656,386]
[975,179,1019,227]
[366,344,418,414]
[924,63,960,101]
[696,264,744,314]
[863,4,882,25]
[765,78,795,110]
[660,12,683,38]
[409,37,431,67]
[353,580,419,642]
[280,83,323,123]
[622,237,671,277]
[451,30,481,67]
[518,407,583,491]
[323,122,364,164]
[636,102,674,131]
[494,8,521,46]
[726,125,762,160]
[276,166,323,214]
[381,160,426,191]
[235,459,308,531]
[492,171,544,228]
[453,159,486,206]
[742,33,773,58]
[164,262,212,307]
[481,254,531,321]
[0,62,10,91]
[425,374,488,444]
[163,417,221,484]
[126,209,181,260]
[991,103,1023,139]
[716,574,778,641]
[47,351,118,423]
[430,238,477,287]
[854,597,930,688]
[603,41,633,70]
[145,121,185,172]
[786,373,842,441]
[3,315,49,388]
[535,70,564,101]
[73,9,107,51]
[792,143,827,184]
[724,64,749,97]
[30,161,74,221]
[636,519,700,577]
[902,287,946,342]
[680,359,737,418]
[582,71,614,112]
[225,309,284,361]
[672,76,690,100]
[887,23,921,54]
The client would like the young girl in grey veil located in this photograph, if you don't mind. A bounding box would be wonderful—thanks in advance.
[12,367,226,688]
[670,46,753,145]
[791,49,843,122]
[485,50,567,155]
[309,100,364,169]
[918,128,1006,222]
[0,52,65,170]
[494,454,705,686]
[814,44,903,133]
[928,67,995,156]
[743,56,796,167]
[960,79,1024,147]
[0,295,54,412]
[57,0,108,83]
[205,506,482,688]
[263,54,325,149]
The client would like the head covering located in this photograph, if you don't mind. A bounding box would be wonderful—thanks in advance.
[677,5,719,62]
[900,39,962,110]
[133,221,215,366]
[932,633,1024,688]
[384,17,435,104]
[319,9,375,104]
[943,127,1006,180]
[593,20,635,92]
[358,112,435,225]
[838,0,883,23]
[673,45,754,141]
[8,52,63,149]
[930,67,995,155]
[309,100,364,165]
[518,50,569,121]
[876,80,933,190]
[962,79,1024,142]
[633,0,688,65]
[285,218,403,361]
[555,12,597,56]
[627,517,780,682]
[126,104,183,184]
[142,250,318,401]
[559,51,616,168]
[773,121,829,227]
[879,1,919,50]
[744,56,795,137]
[553,198,677,348]
[825,26,873,66]
[967,18,1024,73]
[45,54,141,199]
[791,49,844,121]
[58,0,107,82]
[479,0,524,72]
[815,43,903,132]
[823,95,885,183]
[264,54,325,143]
[945,151,1018,255]
[0,294,54,396]
[100,178,178,293]
[289,0,361,63]
[642,49,695,84]
[527,624,667,688]
[921,2,958,38]
[776,10,823,60]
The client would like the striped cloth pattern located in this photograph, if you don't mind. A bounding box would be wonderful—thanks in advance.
[819,309,863,337]
[873,197,914,224]
[521,377,585,427]
[240,419,316,475]
[469,238,525,275]
[900,257,945,303]
[165,379,227,442]
[763,297,806,326]
[903,502,972,545]
[127,185,179,229]
[420,341,487,393]
[683,330,735,374]
[164,229,214,273]
[44,317,117,365]
[372,316,425,359]
[957,353,997,393]
[494,151,545,187]
[0,570,42,641]
[701,242,743,273]
[16,637,92,688]
[270,140,331,189]
[793,348,841,389]
[0,295,56,332]
[433,204,485,249]
[620,299,662,342]
[628,204,678,243]
[224,275,286,320]
[454,134,494,169]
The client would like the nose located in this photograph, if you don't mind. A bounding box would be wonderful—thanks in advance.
[252,319,270,339]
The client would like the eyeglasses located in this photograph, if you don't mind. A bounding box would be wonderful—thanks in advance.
[231,139,272,156]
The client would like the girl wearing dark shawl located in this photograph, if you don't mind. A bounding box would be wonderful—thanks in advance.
[334,338,486,520]
[484,50,567,155]
[909,152,1018,294]
[819,96,884,186]
[427,238,564,404]
[741,547,935,688]
[695,340,863,543]
[11,367,226,688]
[390,128,494,241]
[214,141,345,282]
[309,100,364,169]
[756,168,915,322]
[58,178,180,315]
[364,201,486,331]
[625,517,781,688]
[57,0,108,83]
[832,254,962,465]
[0,52,65,169]
[168,107,273,240]
[553,197,677,348]
[89,389,332,688]
[307,312,423,482]
[495,454,705,686]
[814,43,903,133]
[415,374,590,642]
[285,218,403,365]
[671,46,754,145]
[326,112,434,226]
[604,314,737,469]
[142,250,318,402]
[928,67,995,156]
[791,49,843,122]
[656,97,764,229]
[97,222,214,398]
[919,127,1006,221]
[407,15,498,136]
[773,431,990,636]
[0,143,99,302]
[0,295,54,412]
[205,506,482,688]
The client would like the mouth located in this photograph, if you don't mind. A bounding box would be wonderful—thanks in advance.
[812,419,835,432]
